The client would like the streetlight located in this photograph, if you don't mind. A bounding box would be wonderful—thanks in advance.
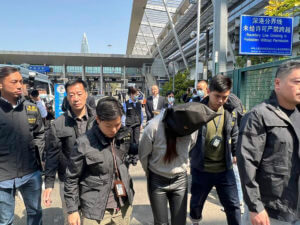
[190,0,202,88]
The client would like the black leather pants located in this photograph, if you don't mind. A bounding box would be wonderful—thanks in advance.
[148,170,188,225]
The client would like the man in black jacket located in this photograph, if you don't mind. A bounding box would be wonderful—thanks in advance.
[145,85,166,121]
[237,60,300,225]
[189,75,241,225]
[65,97,137,225]
[43,79,95,224]
[0,66,44,225]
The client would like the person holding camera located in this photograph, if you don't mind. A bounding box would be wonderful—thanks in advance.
[29,89,48,118]
[0,66,45,225]
[189,75,241,225]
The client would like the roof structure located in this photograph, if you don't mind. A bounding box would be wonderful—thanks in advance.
[126,0,187,56]
[0,51,153,67]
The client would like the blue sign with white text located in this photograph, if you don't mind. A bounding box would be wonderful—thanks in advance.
[54,84,66,118]
[28,65,51,74]
[240,15,293,56]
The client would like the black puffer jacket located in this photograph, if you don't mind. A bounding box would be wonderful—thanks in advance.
[64,124,136,220]
[237,91,300,222]
[0,97,44,182]
[44,105,95,188]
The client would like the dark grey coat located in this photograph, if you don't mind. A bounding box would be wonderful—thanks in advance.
[237,91,300,222]
[64,124,135,221]
[44,105,95,188]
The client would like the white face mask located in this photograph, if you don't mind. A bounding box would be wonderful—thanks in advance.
[168,96,175,103]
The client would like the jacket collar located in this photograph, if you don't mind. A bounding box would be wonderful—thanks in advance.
[92,122,111,146]
[91,122,130,147]
[0,95,26,110]
[265,91,299,123]
[66,104,95,120]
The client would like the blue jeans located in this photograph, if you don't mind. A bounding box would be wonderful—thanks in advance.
[0,173,42,225]
[190,168,241,225]
[233,163,243,204]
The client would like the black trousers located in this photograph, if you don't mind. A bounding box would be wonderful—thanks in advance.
[131,124,141,145]
[148,170,188,225]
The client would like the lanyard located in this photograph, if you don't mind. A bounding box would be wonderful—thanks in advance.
[212,109,223,133]
[110,139,121,180]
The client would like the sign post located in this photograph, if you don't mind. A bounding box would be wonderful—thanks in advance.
[239,15,293,56]
[54,84,66,118]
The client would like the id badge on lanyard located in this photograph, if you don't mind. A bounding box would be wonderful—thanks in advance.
[210,109,223,149]
[111,139,127,197]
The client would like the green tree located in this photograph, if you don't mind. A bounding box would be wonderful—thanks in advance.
[161,70,194,102]
[264,0,299,16]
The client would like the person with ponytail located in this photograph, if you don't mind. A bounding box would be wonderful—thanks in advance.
[139,102,218,225]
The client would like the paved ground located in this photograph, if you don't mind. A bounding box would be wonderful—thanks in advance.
[14,162,227,225]
[14,108,228,225]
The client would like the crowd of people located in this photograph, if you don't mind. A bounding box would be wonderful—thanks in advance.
[0,60,299,225]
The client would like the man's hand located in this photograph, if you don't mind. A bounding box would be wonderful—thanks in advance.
[68,211,81,225]
[42,188,53,207]
[232,156,237,164]
[250,210,270,225]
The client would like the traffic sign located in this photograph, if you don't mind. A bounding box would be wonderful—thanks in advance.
[240,15,293,56]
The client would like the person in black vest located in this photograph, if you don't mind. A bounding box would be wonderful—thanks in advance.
[0,66,45,225]
[122,87,143,144]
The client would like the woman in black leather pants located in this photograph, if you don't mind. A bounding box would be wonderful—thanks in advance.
[139,103,217,225]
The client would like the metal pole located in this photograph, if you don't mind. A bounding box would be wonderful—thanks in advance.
[212,0,228,76]
[100,65,103,95]
[145,11,170,79]
[123,66,126,88]
[140,29,151,55]
[163,0,189,71]
[203,28,209,80]
[194,0,202,88]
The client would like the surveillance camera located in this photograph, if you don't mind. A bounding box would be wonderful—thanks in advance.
[190,31,197,39]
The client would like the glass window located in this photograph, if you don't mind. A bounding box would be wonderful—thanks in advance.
[67,66,82,73]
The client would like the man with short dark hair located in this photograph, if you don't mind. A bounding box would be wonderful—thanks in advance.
[0,66,44,225]
[43,79,95,224]
[237,60,300,225]
[189,74,241,225]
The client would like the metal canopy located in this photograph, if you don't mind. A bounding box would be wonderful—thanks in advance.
[127,0,184,56]
[0,51,154,67]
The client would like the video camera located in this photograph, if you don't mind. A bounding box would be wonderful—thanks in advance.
[28,71,39,97]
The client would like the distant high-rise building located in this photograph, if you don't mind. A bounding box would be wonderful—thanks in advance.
[81,33,89,53]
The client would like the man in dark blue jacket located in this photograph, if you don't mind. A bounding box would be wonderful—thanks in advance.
[189,75,241,225]
[0,66,44,225]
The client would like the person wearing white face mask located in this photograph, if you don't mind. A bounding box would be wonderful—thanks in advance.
[190,80,208,103]
[166,90,176,108]
[122,87,143,144]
